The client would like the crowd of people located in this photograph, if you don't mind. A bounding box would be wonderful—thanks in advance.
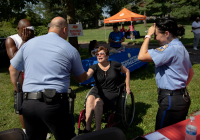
[4,16,195,140]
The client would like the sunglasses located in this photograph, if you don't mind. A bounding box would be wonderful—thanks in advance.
[96,52,106,56]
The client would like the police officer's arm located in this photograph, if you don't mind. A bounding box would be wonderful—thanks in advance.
[5,37,18,59]
[186,67,194,86]
[73,72,87,83]
[9,64,20,90]
[138,24,155,62]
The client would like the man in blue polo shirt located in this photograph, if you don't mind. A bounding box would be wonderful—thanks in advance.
[109,24,125,49]
[9,17,87,140]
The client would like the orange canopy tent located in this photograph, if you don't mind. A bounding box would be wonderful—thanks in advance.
[104,8,146,23]
[103,8,146,41]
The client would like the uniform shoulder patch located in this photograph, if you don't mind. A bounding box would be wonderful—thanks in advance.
[155,45,168,51]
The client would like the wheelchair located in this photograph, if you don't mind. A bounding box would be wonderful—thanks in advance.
[77,75,135,135]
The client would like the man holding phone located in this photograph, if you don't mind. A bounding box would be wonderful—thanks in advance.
[109,24,125,49]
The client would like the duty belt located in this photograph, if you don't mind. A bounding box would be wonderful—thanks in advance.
[157,88,186,96]
[23,92,68,100]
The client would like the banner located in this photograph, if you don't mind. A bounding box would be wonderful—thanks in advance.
[68,24,83,37]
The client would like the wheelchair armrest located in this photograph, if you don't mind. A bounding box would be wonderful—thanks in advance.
[117,83,125,88]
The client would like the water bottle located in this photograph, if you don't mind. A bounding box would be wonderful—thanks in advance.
[185,116,197,140]
[123,46,125,52]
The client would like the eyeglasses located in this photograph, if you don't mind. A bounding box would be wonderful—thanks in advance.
[96,52,106,56]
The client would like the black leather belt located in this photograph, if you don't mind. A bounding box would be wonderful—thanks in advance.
[157,88,186,96]
[23,92,68,100]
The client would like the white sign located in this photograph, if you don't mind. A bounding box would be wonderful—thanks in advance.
[68,24,83,37]
[144,132,170,140]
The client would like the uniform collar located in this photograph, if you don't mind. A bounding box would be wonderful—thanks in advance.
[48,32,60,37]
[168,38,179,46]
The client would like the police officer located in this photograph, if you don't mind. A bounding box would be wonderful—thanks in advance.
[9,17,87,140]
[138,18,194,130]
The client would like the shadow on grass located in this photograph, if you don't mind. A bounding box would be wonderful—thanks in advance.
[121,102,152,139]
[130,62,155,80]
[73,101,151,139]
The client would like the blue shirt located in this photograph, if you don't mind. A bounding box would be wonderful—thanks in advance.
[148,38,192,90]
[11,32,85,93]
[109,31,124,48]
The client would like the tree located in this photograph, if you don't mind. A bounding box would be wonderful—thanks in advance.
[170,0,200,19]
[138,0,200,20]
[105,0,133,16]
[0,0,38,21]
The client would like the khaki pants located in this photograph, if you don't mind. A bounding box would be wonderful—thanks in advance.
[193,32,200,48]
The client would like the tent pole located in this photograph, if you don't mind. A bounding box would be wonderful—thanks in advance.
[104,16,106,42]
[121,22,122,29]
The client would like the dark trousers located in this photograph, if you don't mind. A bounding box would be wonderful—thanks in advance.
[22,99,75,140]
[155,93,190,130]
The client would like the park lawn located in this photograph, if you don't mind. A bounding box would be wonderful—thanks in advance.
[78,22,198,47]
[0,22,199,47]
[0,48,200,140]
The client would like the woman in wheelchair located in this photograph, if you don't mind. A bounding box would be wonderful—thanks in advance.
[85,46,130,132]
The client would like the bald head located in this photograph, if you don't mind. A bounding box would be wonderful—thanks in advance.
[18,19,32,29]
[196,17,200,22]
[17,19,32,37]
[49,17,68,40]
[50,17,68,30]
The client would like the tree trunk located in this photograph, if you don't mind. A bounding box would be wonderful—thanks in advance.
[65,1,79,50]
[144,10,146,26]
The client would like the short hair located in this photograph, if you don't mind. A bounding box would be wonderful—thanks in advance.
[156,17,185,37]
[113,24,118,29]
[97,46,109,56]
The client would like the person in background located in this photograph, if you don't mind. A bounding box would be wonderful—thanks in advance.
[192,17,200,50]
[138,17,194,130]
[89,40,98,57]
[129,23,135,40]
[109,24,125,49]
[5,19,34,135]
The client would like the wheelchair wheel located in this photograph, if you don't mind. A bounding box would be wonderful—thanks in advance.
[121,91,135,128]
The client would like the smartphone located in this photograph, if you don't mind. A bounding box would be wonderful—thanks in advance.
[133,136,148,140]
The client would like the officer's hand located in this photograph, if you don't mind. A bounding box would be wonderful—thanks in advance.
[147,23,156,37]
[21,28,34,42]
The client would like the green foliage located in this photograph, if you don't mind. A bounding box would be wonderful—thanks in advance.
[139,0,200,19]
[105,0,133,16]
[0,0,38,22]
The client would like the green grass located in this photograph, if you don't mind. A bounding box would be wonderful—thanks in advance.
[0,48,200,140]
[78,22,199,47]
[0,22,199,47]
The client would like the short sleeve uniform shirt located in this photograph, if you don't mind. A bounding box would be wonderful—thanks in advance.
[11,32,85,93]
[148,38,192,90]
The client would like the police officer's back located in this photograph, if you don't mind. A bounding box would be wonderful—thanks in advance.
[9,17,87,140]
